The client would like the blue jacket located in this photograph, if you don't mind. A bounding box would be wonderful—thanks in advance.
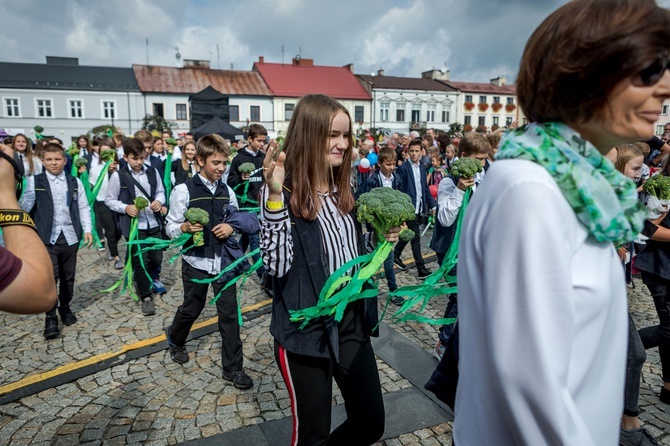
[218,205,260,282]
[395,159,436,214]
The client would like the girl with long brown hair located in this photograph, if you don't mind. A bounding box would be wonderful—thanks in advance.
[12,133,42,176]
[259,94,399,445]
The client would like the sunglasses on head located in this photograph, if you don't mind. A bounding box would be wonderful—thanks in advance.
[639,54,670,86]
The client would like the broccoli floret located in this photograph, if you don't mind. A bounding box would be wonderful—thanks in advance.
[643,174,670,200]
[134,196,149,211]
[183,208,210,225]
[165,138,177,146]
[356,188,415,242]
[101,149,116,163]
[238,162,256,174]
[399,228,415,242]
[74,157,88,168]
[34,125,44,134]
[450,157,482,178]
[67,146,80,158]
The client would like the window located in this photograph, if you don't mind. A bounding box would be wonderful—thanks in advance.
[506,117,513,126]
[441,110,450,123]
[152,103,164,118]
[5,98,19,117]
[479,96,487,104]
[354,106,364,123]
[506,97,514,105]
[285,103,294,121]
[464,95,472,103]
[426,104,436,122]
[380,103,389,122]
[663,105,669,115]
[492,116,499,126]
[229,105,239,121]
[464,115,471,125]
[657,125,665,135]
[102,101,116,119]
[493,96,500,104]
[176,103,187,120]
[478,116,486,126]
[411,104,421,122]
[36,99,53,118]
[396,108,405,122]
[69,100,83,118]
[250,105,260,122]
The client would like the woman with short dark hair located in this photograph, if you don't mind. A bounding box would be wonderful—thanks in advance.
[453,0,670,445]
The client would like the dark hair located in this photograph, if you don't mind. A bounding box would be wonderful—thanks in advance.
[123,138,145,157]
[517,0,670,124]
[77,134,90,148]
[248,123,268,140]
[408,138,422,149]
[42,142,65,155]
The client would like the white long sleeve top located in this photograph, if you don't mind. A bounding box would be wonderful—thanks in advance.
[453,159,627,446]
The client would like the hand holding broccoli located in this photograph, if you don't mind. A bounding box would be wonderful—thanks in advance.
[183,208,209,245]
[126,196,149,217]
[450,157,482,191]
[356,188,415,242]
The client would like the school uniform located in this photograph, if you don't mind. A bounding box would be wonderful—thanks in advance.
[89,159,120,258]
[105,164,165,302]
[393,159,436,272]
[25,170,92,335]
[165,174,257,376]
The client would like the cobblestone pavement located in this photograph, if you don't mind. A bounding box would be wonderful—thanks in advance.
[0,233,667,445]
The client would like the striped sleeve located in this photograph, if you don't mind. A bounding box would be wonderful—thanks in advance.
[259,185,293,278]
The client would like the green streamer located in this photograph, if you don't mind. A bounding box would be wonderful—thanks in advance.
[70,154,79,177]
[78,170,102,249]
[102,217,140,301]
[163,152,173,204]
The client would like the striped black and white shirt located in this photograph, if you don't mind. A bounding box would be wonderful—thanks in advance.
[259,185,359,278]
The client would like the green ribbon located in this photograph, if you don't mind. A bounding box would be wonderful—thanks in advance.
[102,217,140,301]
[163,152,173,204]
[78,170,102,250]
[390,188,472,324]
[70,154,79,177]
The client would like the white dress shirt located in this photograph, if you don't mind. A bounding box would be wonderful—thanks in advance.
[436,169,485,227]
[410,161,423,214]
[165,174,239,274]
[104,165,165,230]
[36,171,93,245]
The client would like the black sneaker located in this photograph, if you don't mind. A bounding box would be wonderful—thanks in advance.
[393,257,407,271]
[620,426,661,446]
[390,296,405,306]
[59,307,78,326]
[417,267,431,278]
[222,369,254,389]
[44,316,59,340]
[141,298,156,316]
[165,327,189,364]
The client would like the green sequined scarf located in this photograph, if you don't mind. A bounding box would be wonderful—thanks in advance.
[496,122,646,245]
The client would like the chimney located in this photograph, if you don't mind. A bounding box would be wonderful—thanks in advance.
[183,59,210,69]
[343,63,354,73]
[377,68,384,76]
[490,76,506,86]
[292,56,314,67]
[46,56,79,66]
[421,68,450,81]
[259,56,264,64]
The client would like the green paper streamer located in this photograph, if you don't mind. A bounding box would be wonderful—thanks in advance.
[77,170,102,249]
[102,217,140,301]
[163,152,173,204]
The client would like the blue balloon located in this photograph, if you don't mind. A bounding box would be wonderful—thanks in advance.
[367,152,378,166]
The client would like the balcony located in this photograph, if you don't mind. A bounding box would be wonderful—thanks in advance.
[410,121,427,130]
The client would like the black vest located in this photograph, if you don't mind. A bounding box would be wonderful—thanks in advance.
[184,175,230,259]
[118,167,162,238]
[32,172,83,244]
[429,174,460,255]
[173,159,194,186]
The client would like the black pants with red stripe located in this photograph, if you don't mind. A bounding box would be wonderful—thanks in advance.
[274,306,385,446]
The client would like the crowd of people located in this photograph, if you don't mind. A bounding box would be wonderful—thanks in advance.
[1,0,670,444]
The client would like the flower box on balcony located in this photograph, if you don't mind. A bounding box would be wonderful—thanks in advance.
[491,103,503,112]
[463,124,473,132]
[478,103,489,112]
[464,102,475,111]
[505,104,516,112]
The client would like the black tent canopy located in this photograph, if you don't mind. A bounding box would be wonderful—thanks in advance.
[189,86,230,129]
[192,116,246,141]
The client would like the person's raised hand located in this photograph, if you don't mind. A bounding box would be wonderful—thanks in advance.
[263,144,286,201]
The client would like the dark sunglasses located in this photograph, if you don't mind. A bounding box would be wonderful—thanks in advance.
[639,54,670,86]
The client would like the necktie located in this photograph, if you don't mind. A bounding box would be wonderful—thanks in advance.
[188,162,193,178]
[19,154,23,162]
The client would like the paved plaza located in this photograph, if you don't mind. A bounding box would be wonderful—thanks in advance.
[0,232,668,445]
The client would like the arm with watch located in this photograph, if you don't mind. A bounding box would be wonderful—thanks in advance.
[0,144,57,314]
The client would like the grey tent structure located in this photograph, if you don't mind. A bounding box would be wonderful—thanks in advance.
[192,116,246,141]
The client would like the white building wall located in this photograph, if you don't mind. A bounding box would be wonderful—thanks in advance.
[271,97,371,136]
[458,93,521,130]
[0,88,144,142]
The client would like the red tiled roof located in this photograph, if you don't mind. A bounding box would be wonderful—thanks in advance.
[356,74,457,92]
[443,80,516,95]
[132,65,272,96]
[253,60,371,100]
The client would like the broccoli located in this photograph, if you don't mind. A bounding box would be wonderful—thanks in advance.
[643,174,670,200]
[67,146,80,158]
[238,162,256,174]
[134,196,149,211]
[450,157,482,178]
[165,138,177,146]
[101,149,116,163]
[184,208,209,246]
[399,228,415,242]
[356,187,416,242]
[74,157,88,168]
[183,208,210,225]
[34,125,44,134]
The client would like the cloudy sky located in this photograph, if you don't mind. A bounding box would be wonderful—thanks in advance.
[3,0,670,83]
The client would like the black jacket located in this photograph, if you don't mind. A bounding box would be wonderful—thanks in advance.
[227,149,265,205]
[395,159,436,214]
